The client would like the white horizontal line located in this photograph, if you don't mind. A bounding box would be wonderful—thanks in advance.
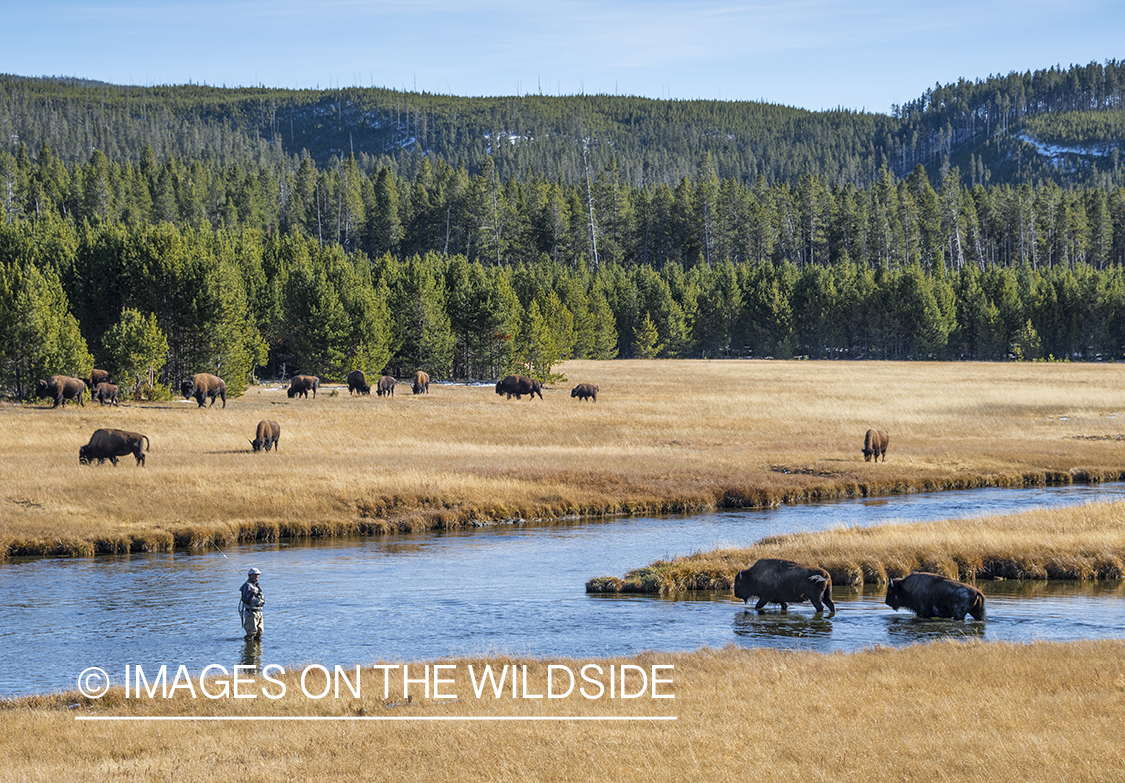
[77,715,677,722]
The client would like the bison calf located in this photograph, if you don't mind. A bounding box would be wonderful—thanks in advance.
[250,420,281,453]
[79,428,149,467]
[734,558,836,615]
[885,572,985,621]
[570,383,598,402]
[862,429,889,462]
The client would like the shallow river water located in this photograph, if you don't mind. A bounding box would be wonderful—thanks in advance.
[3,482,1125,697]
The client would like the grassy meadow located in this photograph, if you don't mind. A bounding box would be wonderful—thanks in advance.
[4,359,1125,557]
[3,641,1123,782]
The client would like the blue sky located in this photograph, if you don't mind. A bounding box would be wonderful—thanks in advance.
[4,1,1122,113]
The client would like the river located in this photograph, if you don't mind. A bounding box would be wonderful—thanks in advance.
[2,482,1124,697]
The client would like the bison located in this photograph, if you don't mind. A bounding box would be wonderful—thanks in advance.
[885,572,985,621]
[412,370,430,394]
[495,374,543,400]
[181,373,227,408]
[863,429,889,462]
[347,370,371,396]
[287,375,320,399]
[377,375,396,397]
[570,383,598,402]
[733,558,836,615]
[94,382,120,406]
[250,420,281,453]
[85,368,110,390]
[79,428,149,467]
[36,376,86,408]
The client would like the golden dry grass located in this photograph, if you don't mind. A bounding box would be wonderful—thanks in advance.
[5,359,1125,556]
[590,500,1125,593]
[2,641,1123,782]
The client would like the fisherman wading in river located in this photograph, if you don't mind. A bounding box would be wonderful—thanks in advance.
[240,567,264,641]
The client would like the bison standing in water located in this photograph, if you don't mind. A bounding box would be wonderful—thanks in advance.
[287,375,320,399]
[250,420,281,453]
[885,572,985,621]
[570,383,598,402]
[181,373,226,407]
[377,375,396,397]
[94,382,119,406]
[862,429,889,462]
[495,375,543,400]
[79,428,150,467]
[412,370,430,394]
[36,376,87,408]
[733,558,836,615]
[347,370,371,395]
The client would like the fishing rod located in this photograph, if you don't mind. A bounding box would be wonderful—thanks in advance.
[206,537,248,579]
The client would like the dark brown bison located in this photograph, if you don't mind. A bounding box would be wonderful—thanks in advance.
[885,572,985,621]
[570,383,598,402]
[377,375,396,397]
[36,376,86,408]
[79,428,149,467]
[862,429,889,462]
[85,368,110,390]
[250,420,281,453]
[412,370,430,394]
[287,375,320,399]
[181,373,227,408]
[94,382,119,406]
[495,374,542,400]
[733,558,836,615]
[347,370,371,395]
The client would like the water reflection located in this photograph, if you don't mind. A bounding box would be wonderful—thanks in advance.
[733,609,835,640]
[884,616,987,643]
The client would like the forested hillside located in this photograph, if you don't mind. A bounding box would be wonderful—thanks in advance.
[2,62,1125,399]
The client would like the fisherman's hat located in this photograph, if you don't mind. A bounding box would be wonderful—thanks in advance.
[248,567,262,575]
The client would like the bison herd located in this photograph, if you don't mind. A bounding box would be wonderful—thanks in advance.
[735,558,986,621]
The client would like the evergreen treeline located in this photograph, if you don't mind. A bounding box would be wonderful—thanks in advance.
[6,211,1125,402]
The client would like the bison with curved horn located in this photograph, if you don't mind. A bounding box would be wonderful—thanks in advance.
[181,373,226,408]
[36,376,87,408]
[570,383,598,402]
[250,420,281,453]
[862,429,889,462]
[412,370,430,394]
[347,370,371,396]
[377,375,396,397]
[495,374,543,400]
[884,572,985,621]
[287,375,320,399]
[733,558,836,615]
[79,428,150,467]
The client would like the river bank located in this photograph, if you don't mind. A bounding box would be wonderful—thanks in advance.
[3,641,1122,782]
[4,359,1125,559]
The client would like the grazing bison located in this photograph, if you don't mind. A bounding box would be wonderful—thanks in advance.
[885,572,985,621]
[570,383,598,402]
[412,370,430,394]
[250,420,281,453]
[733,558,836,615]
[347,370,371,396]
[181,373,227,408]
[287,375,320,399]
[79,428,149,467]
[495,374,543,400]
[94,382,120,406]
[85,368,110,390]
[375,375,398,398]
[36,376,86,408]
[862,429,889,462]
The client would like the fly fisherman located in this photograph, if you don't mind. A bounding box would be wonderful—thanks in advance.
[240,567,265,641]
